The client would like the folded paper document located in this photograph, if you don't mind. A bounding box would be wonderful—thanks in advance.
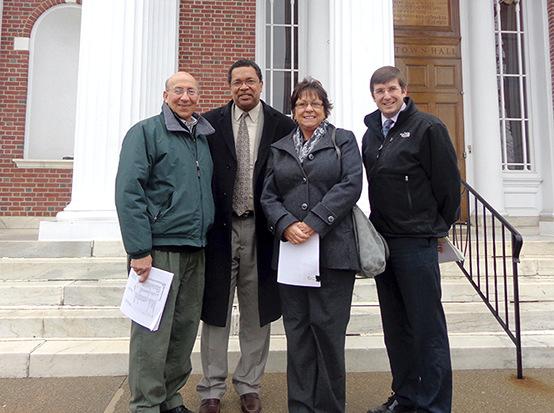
[438,237,464,263]
[120,267,174,332]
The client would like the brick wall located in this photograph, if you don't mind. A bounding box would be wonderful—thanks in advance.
[178,0,257,113]
[0,0,79,217]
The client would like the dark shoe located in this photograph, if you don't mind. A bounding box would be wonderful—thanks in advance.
[199,398,220,413]
[163,405,194,413]
[240,393,261,413]
[367,395,415,413]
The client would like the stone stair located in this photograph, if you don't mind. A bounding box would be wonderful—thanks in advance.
[1,230,554,378]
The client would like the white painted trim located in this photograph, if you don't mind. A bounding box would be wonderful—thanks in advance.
[24,3,81,159]
[12,159,73,169]
[13,37,30,51]
[255,0,266,101]
[522,0,554,219]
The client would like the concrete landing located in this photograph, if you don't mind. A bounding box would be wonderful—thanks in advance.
[1,370,554,413]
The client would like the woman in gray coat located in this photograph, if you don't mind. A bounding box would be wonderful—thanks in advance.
[261,78,362,413]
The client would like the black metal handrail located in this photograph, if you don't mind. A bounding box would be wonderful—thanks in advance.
[450,180,524,379]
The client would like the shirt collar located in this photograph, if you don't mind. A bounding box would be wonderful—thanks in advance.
[233,101,262,123]
[381,101,407,126]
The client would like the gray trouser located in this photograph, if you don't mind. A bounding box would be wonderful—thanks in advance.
[129,249,205,413]
[281,268,356,413]
[197,214,271,400]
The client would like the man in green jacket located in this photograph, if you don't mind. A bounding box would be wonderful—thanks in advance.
[115,71,215,413]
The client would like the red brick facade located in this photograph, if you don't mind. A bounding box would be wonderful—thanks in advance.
[178,0,257,113]
[0,0,81,216]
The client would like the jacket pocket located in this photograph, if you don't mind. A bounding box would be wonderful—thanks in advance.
[151,191,174,224]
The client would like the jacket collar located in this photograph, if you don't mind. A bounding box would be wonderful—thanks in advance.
[273,122,336,156]
[364,96,417,131]
[162,102,215,136]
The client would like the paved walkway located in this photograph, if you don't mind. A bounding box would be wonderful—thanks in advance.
[1,370,554,412]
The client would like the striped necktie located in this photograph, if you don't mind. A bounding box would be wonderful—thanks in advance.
[382,119,394,138]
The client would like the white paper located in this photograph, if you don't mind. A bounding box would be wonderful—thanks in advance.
[438,237,465,263]
[120,267,174,331]
[278,234,321,287]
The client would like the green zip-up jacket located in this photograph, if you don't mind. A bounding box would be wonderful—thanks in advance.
[115,103,215,259]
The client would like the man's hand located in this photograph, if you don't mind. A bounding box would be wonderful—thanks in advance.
[283,222,315,245]
[131,255,153,282]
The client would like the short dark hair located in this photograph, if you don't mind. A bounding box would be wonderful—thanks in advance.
[227,59,263,84]
[290,77,333,119]
[369,66,408,97]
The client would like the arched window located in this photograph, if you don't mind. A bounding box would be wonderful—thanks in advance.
[25,4,81,160]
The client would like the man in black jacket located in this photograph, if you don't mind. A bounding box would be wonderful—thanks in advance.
[196,59,295,413]
[362,66,461,413]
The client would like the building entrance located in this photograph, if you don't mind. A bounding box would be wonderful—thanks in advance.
[393,0,466,181]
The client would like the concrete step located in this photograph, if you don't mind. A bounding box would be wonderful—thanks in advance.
[351,277,554,304]
[1,233,553,378]
[2,301,552,340]
[0,240,125,258]
[1,237,552,258]
[0,280,127,306]
[440,255,554,277]
[0,257,127,280]
[2,331,553,378]
[2,255,552,281]
[1,277,553,307]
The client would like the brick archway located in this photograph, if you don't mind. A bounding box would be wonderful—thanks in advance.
[22,0,82,37]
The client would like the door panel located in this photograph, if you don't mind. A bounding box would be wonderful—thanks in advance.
[394,0,466,219]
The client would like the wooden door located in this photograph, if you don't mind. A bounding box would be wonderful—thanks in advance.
[393,0,466,181]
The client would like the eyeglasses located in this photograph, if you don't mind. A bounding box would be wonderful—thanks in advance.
[231,79,260,88]
[374,86,401,96]
[168,88,199,96]
[295,102,324,110]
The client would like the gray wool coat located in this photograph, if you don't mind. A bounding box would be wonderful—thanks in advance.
[261,125,363,271]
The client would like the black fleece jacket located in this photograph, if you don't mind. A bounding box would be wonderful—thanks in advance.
[361,97,461,238]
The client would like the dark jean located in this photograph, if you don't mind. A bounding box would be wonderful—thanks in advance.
[375,237,452,413]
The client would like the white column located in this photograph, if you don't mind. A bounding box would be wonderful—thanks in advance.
[327,0,394,141]
[314,0,394,213]
[460,0,506,214]
[39,0,178,241]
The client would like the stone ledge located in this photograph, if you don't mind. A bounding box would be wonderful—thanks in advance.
[2,333,553,378]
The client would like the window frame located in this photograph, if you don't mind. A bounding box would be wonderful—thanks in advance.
[494,0,533,172]
[256,0,306,116]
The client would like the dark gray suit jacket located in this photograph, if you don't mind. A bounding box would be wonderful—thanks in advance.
[261,125,362,270]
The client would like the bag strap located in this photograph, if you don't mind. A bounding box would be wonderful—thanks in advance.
[330,126,341,158]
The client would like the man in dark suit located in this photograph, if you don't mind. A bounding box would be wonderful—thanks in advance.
[196,59,295,413]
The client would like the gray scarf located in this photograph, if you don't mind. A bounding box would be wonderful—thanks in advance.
[293,119,330,163]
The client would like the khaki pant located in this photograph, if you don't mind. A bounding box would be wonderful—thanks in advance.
[129,249,205,413]
[196,214,271,400]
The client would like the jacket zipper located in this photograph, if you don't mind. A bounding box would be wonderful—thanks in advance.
[193,135,206,247]
[405,175,413,214]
